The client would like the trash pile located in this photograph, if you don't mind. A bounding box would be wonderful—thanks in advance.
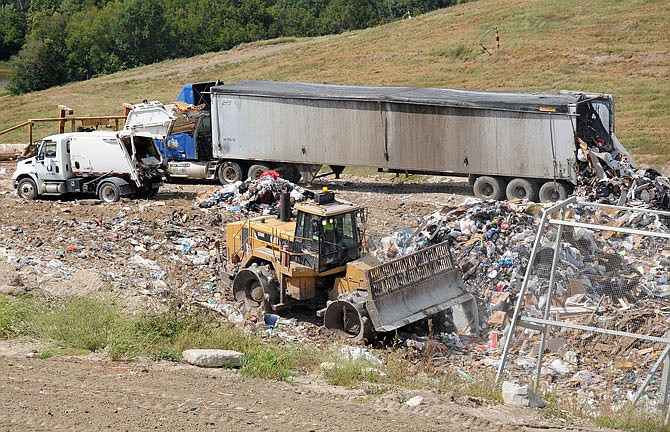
[0,201,226,309]
[374,198,670,414]
[576,135,670,209]
[197,174,313,215]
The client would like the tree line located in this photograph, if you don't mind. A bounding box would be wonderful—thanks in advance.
[0,0,465,95]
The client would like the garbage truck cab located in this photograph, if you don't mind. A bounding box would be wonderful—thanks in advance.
[12,131,163,202]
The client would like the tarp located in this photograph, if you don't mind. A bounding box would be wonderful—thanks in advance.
[211,80,607,114]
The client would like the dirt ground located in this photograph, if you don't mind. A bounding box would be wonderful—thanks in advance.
[0,161,607,431]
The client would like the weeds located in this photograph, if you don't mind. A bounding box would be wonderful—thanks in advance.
[0,295,32,339]
[322,359,384,387]
[0,294,310,380]
[29,296,124,352]
[593,410,670,432]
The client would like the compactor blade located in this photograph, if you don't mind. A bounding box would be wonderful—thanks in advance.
[364,241,478,333]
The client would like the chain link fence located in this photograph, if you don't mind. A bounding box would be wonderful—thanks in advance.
[497,197,670,415]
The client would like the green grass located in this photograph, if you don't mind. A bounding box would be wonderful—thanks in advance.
[0,295,31,338]
[321,359,385,387]
[593,411,670,432]
[0,294,309,380]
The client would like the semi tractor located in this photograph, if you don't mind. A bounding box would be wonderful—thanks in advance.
[133,80,633,202]
[222,188,478,342]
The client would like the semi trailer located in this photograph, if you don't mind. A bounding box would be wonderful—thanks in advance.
[208,81,634,201]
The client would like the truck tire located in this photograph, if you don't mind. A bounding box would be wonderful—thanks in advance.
[218,162,244,184]
[473,176,505,200]
[506,178,539,202]
[98,182,121,203]
[539,181,571,202]
[247,164,270,181]
[17,178,38,200]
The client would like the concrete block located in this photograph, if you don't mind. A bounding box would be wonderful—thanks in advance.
[501,381,546,408]
[182,349,244,368]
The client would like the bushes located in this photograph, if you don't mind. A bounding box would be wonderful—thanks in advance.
[5,0,466,94]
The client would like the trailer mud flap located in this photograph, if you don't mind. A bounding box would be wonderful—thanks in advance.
[364,241,478,333]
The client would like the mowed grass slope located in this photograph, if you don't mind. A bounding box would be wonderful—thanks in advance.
[1,0,668,169]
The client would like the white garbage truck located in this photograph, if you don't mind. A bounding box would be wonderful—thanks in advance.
[12,130,163,203]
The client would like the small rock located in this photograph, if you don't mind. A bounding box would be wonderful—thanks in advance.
[405,396,423,407]
[182,349,244,368]
[0,284,29,296]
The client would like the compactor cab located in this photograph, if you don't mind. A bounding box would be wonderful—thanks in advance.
[291,190,363,273]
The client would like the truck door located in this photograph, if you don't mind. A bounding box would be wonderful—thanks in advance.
[292,212,320,270]
[34,139,64,180]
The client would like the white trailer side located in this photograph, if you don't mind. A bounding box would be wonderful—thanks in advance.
[210,81,622,201]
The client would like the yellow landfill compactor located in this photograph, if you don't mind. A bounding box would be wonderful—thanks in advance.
[223,189,478,342]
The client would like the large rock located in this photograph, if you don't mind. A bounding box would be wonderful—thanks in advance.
[182,349,244,368]
[501,381,546,408]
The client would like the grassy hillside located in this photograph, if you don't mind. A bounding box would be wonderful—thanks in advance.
[1,0,668,170]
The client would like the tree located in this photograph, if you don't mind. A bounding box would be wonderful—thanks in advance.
[0,3,26,60]
[7,10,67,94]
[65,4,122,81]
[319,0,380,34]
[110,0,172,67]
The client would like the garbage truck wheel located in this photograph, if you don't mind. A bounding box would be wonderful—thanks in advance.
[473,176,505,200]
[17,178,38,200]
[218,162,243,184]
[98,182,121,203]
[539,181,571,202]
[248,164,270,181]
[505,178,539,202]
[323,300,374,343]
[232,266,276,313]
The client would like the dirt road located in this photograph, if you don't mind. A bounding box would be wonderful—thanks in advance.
[1,341,603,432]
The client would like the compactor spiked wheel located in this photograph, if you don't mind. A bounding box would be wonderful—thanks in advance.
[323,299,374,343]
[231,266,276,313]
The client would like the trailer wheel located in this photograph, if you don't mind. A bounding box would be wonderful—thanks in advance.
[17,178,38,200]
[247,164,270,181]
[280,166,302,183]
[98,182,121,203]
[505,178,539,202]
[473,176,505,200]
[218,162,244,184]
[539,181,571,202]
